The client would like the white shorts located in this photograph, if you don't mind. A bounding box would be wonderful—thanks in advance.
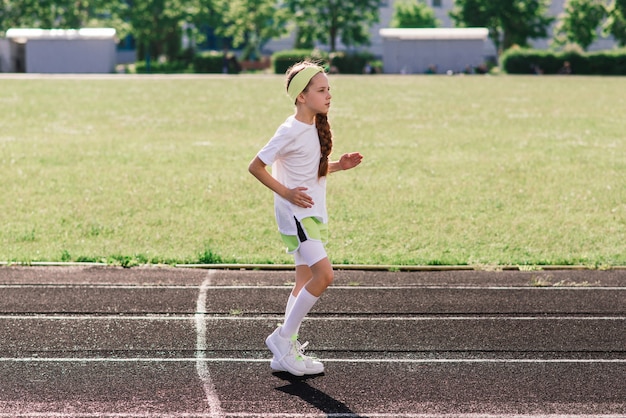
[293,238,328,267]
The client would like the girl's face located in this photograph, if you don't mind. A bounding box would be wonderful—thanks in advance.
[302,72,332,115]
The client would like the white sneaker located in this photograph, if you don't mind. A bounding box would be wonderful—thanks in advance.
[270,340,324,375]
[265,326,307,376]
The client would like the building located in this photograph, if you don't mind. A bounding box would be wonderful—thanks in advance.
[396,0,616,52]
[266,0,616,64]
[0,1,618,73]
[379,27,490,74]
[2,28,117,73]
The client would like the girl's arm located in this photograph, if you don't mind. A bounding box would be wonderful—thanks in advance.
[248,156,314,208]
[329,152,363,174]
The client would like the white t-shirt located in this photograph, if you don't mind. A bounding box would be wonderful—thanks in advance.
[257,115,328,236]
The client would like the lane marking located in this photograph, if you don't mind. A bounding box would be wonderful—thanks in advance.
[0,413,624,418]
[195,270,225,418]
[1,357,624,364]
[0,284,624,290]
[218,414,623,418]
[0,414,624,418]
[1,315,624,321]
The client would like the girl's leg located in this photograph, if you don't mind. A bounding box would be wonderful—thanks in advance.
[293,264,313,296]
[303,257,333,297]
[293,238,334,296]
[267,240,330,375]
[280,253,333,338]
[284,264,312,322]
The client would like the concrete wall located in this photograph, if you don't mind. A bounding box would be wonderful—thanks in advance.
[25,38,116,73]
[5,28,117,73]
[380,28,489,74]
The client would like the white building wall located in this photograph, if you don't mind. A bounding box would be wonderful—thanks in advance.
[383,38,487,73]
[5,28,117,73]
[26,38,116,73]
[380,28,489,74]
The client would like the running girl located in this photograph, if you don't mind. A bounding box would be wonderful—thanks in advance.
[248,61,363,376]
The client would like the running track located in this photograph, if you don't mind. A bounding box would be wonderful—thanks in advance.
[0,266,624,417]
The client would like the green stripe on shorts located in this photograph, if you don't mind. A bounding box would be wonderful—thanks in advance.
[281,217,328,253]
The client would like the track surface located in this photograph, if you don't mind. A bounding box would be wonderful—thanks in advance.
[0,266,624,417]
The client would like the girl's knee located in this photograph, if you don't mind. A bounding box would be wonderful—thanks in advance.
[320,268,334,287]
[308,259,334,294]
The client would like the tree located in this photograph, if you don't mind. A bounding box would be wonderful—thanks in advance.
[605,0,626,45]
[215,0,291,60]
[391,0,440,28]
[449,0,554,55]
[554,0,608,50]
[287,0,382,52]
[128,0,209,61]
[0,0,128,36]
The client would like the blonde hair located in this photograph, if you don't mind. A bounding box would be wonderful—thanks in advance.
[286,61,333,178]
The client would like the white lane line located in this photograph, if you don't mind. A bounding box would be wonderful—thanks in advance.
[0,412,626,418]
[1,357,624,364]
[196,270,225,418]
[0,415,218,418]
[1,284,624,290]
[1,315,624,321]
[222,415,624,418]
[0,285,200,289]
[0,413,623,418]
[0,414,624,418]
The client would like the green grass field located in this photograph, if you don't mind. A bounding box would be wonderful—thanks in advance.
[1,74,625,268]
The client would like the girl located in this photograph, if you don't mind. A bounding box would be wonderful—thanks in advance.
[248,61,363,376]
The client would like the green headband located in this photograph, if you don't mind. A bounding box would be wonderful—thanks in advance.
[287,66,324,102]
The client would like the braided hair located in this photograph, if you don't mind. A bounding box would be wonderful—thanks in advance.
[286,61,333,178]
[315,113,332,177]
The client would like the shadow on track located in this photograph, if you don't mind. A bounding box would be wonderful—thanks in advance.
[273,372,365,417]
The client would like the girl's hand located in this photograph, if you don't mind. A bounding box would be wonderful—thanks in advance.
[339,152,363,171]
[285,187,314,208]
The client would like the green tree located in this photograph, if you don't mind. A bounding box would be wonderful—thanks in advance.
[605,0,626,45]
[391,0,440,28]
[287,0,382,52]
[215,0,291,60]
[0,0,128,36]
[449,0,554,55]
[554,0,608,50]
[129,0,211,62]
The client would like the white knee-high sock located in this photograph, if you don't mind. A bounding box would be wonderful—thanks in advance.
[280,288,318,338]
[283,293,300,336]
[284,293,297,321]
